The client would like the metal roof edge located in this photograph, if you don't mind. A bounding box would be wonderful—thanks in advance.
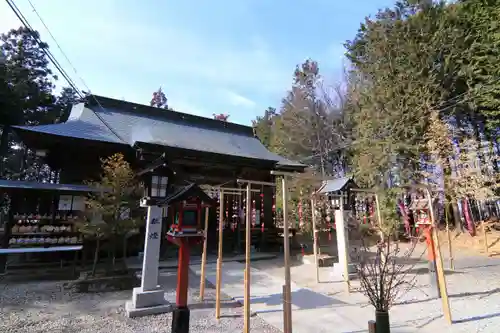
[86,94,256,137]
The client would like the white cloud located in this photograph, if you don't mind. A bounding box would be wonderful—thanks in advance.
[221,90,256,108]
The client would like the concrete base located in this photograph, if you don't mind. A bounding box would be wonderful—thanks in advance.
[302,255,335,267]
[330,262,358,282]
[125,301,172,318]
[125,287,172,318]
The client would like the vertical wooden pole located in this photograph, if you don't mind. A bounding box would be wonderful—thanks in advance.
[282,284,289,333]
[445,204,454,270]
[281,176,292,333]
[426,189,452,325]
[243,268,249,333]
[244,184,251,332]
[310,197,319,283]
[374,193,384,242]
[215,190,224,320]
[199,207,209,301]
[483,219,488,255]
[368,320,376,333]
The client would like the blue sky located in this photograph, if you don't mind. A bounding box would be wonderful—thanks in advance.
[1,0,396,125]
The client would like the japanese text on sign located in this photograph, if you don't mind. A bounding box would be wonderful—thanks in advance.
[148,232,159,240]
[151,218,160,225]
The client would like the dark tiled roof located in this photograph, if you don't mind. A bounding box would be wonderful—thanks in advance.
[13,103,124,144]
[0,179,105,192]
[160,183,217,206]
[318,176,356,193]
[14,95,304,169]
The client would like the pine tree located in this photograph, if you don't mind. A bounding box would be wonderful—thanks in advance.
[150,87,168,109]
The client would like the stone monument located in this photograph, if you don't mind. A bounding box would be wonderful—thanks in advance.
[331,206,357,281]
[125,203,171,317]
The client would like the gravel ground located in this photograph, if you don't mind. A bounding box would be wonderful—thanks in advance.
[0,269,281,333]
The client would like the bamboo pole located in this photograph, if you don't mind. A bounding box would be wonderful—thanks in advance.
[215,189,225,319]
[310,197,319,283]
[199,207,210,301]
[243,268,249,333]
[425,189,452,325]
[244,183,251,332]
[281,176,293,333]
[483,219,488,255]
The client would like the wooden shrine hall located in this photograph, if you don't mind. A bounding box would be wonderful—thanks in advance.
[11,95,306,255]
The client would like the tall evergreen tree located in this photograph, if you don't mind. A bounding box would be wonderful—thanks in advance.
[0,27,58,177]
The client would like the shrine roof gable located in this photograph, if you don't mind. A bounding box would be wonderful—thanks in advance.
[318,176,357,194]
[160,183,217,206]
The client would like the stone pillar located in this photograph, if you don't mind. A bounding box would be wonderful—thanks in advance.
[126,205,172,317]
[331,209,357,281]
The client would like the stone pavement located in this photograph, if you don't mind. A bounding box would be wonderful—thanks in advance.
[193,253,500,333]
[126,252,277,270]
[193,261,420,333]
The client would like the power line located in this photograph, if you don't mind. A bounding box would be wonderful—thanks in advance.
[4,0,83,98]
[26,0,83,88]
[434,79,500,114]
[5,0,126,143]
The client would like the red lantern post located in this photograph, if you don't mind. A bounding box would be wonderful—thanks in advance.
[165,185,216,333]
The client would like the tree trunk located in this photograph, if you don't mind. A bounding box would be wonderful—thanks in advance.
[451,201,463,232]
[122,235,128,263]
[375,310,390,333]
[91,239,100,277]
[463,199,475,236]
[0,125,11,177]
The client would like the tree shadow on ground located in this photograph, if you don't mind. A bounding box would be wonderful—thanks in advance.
[394,287,500,306]
[249,287,346,312]
[403,267,461,276]
[453,312,500,324]
[189,300,242,310]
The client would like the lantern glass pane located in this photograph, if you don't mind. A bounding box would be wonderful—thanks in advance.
[150,175,168,197]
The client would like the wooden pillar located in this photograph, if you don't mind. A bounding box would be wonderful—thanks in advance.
[311,197,319,283]
[281,176,293,333]
[425,189,452,325]
[199,207,209,301]
[215,190,224,319]
[176,239,191,307]
[244,184,251,332]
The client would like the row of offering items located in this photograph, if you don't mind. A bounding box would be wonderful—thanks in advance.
[13,213,80,221]
[12,224,74,234]
[8,236,82,245]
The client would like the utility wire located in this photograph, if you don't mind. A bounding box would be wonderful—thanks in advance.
[6,0,127,144]
[4,0,82,98]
